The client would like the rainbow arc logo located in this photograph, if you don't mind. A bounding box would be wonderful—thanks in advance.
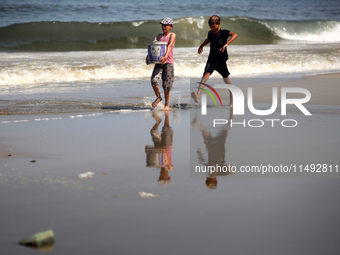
[197,82,223,106]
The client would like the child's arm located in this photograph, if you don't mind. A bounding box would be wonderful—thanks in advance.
[220,31,237,52]
[161,33,176,65]
[198,39,210,54]
[156,33,163,41]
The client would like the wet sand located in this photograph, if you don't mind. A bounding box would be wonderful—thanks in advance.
[1,73,340,254]
[240,72,340,105]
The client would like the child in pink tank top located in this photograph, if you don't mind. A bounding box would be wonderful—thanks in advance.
[146,17,176,111]
[158,33,174,64]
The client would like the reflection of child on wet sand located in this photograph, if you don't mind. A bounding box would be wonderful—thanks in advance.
[146,17,176,111]
[205,177,218,189]
[192,107,234,189]
[145,111,173,184]
[191,15,237,106]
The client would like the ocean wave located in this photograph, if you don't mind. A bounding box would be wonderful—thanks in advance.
[1,44,339,86]
[1,17,340,51]
[260,19,340,43]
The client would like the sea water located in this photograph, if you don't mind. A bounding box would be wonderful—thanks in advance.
[0,0,340,113]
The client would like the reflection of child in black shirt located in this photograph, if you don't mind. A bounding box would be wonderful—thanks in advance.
[191,15,237,106]
[192,107,234,189]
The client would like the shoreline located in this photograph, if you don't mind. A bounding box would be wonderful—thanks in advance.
[1,71,339,117]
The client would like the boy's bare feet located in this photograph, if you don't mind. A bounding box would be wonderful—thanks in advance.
[191,91,199,103]
[152,97,162,108]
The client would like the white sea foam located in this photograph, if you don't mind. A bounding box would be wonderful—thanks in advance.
[263,21,340,43]
[0,112,106,124]
[0,43,339,87]
[132,21,145,27]
[176,16,205,30]
[279,25,340,43]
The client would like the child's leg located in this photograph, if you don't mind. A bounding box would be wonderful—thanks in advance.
[151,80,161,99]
[191,72,210,103]
[163,89,170,111]
[151,85,163,108]
[151,65,163,108]
[192,61,214,103]
[223,77,233,106]
[197,72,210,98]
[161,64,174,111]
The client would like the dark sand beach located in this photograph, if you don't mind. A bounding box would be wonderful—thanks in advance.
[1,73,340,254]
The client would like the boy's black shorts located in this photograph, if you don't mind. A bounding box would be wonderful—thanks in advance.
[204,62,230,78]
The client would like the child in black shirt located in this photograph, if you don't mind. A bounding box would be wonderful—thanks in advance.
[191,15,237,106]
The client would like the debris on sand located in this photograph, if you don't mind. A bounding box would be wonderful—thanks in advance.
[138,192,160,198]
[19,229,55,250]
[78,172,95,179]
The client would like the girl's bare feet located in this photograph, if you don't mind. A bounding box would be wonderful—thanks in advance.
[152,97,162,108]
[162,103,171,111]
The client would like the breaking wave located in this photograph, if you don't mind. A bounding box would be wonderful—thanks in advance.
[1,16,340,51]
